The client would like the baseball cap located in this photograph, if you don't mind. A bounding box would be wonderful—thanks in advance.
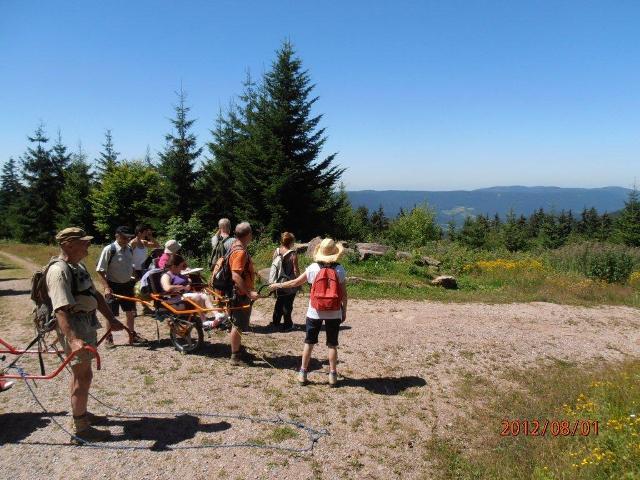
[115,226,134,237]
[55,227,94,244]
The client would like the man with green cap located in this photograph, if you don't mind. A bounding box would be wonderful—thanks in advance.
[47,227,125,443]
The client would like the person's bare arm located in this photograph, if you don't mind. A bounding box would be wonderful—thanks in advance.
[55,308,85,353]
[94,291,125,330]
[161,274,189,293]
[270,271,308,290]
[293,252,300,277]
[231,271,258,300]
[97,271,111,297]
[340,282,348,322]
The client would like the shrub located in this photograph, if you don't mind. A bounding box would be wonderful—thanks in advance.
[584,250,634,283]
[165,213,210,260]
[386,204,441,249]
[546,242,639,284]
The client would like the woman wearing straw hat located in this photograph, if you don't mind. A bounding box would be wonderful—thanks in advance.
[270,238,347,387]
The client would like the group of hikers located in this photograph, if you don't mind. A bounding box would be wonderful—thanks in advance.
[0,218,348,443]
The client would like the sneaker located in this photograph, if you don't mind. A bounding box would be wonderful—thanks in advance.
[281,323,294,332]
[328,371,338,387]
[72,425,112,444]
[86,411,109,426]
[0,380,15,392]
[297,369,308,385]
[104,334,116,349]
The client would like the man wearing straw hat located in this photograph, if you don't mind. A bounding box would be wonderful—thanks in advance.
[270,238,348,387]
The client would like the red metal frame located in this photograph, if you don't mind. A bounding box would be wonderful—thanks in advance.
[0,338,101,380]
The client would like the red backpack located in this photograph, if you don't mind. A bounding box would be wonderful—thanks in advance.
[310,264,343,311]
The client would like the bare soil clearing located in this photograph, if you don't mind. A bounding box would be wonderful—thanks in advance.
[1,251,639,479]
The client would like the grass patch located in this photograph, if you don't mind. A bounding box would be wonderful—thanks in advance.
[3,239,638,306]
[426,359,640,479]
[268,425,299,443]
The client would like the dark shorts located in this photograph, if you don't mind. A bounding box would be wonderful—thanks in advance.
[231,295,252,332]
[305,317,340,347]
[108,280,136,315]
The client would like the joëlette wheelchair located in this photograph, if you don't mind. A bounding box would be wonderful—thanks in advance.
[111,270,249,354]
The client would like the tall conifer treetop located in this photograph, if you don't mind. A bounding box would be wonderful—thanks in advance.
[158,87,202,220]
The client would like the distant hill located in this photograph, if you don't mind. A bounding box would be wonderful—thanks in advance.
[347,186,631,225]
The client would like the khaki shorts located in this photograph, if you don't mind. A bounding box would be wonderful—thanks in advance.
[56,311,100,366]
[231,296,252,332]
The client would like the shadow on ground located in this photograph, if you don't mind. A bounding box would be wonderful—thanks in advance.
[0,411,67,445]
[339,375,427,395]
[108,414,231,451]
[0,288,31,297]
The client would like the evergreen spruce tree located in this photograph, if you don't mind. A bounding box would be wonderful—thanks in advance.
[95,130,120,177]
[50,130,72,218]
[57,143,95,234]
[249,41,344,239]
[446,219,457,242]
[370,206,389,236]
[0,158,23,238]
[158,88,203,220]
[198,104,246,228]
[615,188,640,247]
[502,210,527,252]
[597,212,613,242]
[15,125,58,242]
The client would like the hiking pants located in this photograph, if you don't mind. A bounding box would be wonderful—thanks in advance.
[272,293,295,327]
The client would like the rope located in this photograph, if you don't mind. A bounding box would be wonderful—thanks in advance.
[12,364,328,452]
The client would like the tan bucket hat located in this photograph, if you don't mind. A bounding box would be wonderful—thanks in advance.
[55,227,94,244]
[313,238,345,263]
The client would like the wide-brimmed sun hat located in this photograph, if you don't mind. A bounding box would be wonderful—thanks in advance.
[164,239,182,254]
[313,238,344,263]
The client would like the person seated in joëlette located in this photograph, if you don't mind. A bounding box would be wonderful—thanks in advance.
[160,254,220,325]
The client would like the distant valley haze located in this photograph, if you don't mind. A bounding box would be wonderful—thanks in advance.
[346,186,633,225]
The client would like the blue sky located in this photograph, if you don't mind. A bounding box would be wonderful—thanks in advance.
[1,1,638,190]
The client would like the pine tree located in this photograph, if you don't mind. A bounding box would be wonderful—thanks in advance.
[95,130,120,177]
[15,125,58,242]
[615,188,640,247]
[57,143,95,234]
[0,158,23,238]
[158,88,203,220]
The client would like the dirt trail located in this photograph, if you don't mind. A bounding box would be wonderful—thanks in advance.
[1,250,639,479]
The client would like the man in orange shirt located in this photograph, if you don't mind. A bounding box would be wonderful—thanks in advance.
[228,222,258,365]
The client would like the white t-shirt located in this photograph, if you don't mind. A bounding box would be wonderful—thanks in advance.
[96,242,134,283]
[305,263,346,320]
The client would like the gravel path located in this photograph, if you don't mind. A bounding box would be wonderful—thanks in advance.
[1,251,639,479]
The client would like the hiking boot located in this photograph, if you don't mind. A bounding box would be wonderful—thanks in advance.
[104,334,116,349]
[0,380,15,392]
[86,411,109,426]
[72,425,112,444]
[230,351,248,366]
[297,369,308,385]
[129,331,147,346]
[72,414,111,444]
[328,371,338,387]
